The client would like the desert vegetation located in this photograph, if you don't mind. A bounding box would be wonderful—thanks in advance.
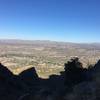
[0,40,100,78]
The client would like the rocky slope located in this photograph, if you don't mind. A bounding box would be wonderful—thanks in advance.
[0,57,100,100]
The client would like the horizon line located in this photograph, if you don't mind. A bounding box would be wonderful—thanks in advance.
[0,38,100,44]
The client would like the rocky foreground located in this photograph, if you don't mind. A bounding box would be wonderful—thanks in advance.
[0,57,100,100]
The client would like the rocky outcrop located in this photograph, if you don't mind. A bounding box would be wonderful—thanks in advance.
[19,67,39,88]
[64,58,100,100]
[0,57,100,100]
[0,63,21,100]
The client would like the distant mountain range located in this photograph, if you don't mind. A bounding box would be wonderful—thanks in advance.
[0,39,100,49]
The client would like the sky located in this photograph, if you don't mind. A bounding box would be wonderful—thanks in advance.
[0,0,100,43]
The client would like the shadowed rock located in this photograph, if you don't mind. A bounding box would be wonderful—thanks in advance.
[0,57,100,100]
[19,67,40,87]
[0,63,13,79]
[0,63,22,100]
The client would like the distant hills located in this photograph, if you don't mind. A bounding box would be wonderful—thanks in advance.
[0,39,100,49]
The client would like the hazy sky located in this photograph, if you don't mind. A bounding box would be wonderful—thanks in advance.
[0,0,100,42]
